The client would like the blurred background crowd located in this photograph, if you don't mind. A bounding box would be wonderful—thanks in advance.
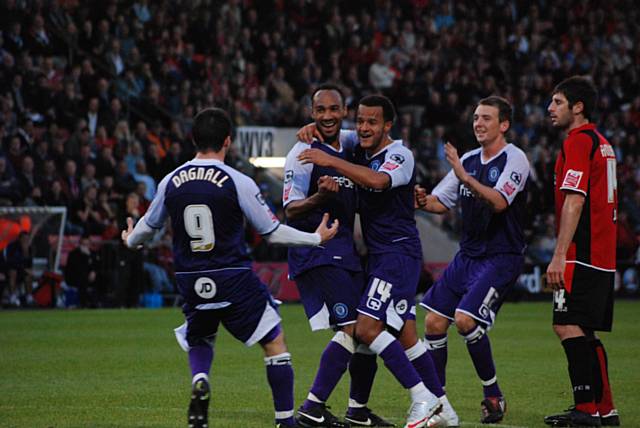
[1,0,640,306]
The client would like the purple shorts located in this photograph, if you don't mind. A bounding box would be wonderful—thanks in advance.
[296,266,364,331]
[178,268,281,347]
[358,253,421,331]
[420,252,523,327]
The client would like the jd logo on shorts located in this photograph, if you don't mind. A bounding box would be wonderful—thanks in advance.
[195,277,217,299]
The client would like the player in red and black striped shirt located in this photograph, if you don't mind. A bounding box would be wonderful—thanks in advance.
[545,76,619,427]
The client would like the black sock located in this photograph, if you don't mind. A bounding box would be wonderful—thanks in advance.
[561,336,595,407]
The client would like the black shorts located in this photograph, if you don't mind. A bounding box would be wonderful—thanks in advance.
[552,263,614,332]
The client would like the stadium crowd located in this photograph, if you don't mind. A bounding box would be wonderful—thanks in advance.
[1,0,640,305]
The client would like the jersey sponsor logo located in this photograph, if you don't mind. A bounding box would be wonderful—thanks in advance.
[333,303,349,319]
[332,175,355,189]
[599,144,615,158]
[562,169,583,189]
[381,161,399,171]
[369,160,381,171]
[459,184,473,198]
[194,277,217,299]
[488,166,500,182]
[390,153,405,164]
[284,169,293,183]
[501,181,516,196]
[395,299,408,315]
[510,171,522,185]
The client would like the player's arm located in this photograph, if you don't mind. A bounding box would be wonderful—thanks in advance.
[415,185,449,213]
[445,142,507,212]
[285,176,339,220]
[546,192,585,290]
[298,148,390,190]
[240,174,338,246]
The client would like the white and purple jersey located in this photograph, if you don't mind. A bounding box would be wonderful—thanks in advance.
[283,139,361,278]
[433,143,530,257]
[144,158,279,272]
[353,139,422,258]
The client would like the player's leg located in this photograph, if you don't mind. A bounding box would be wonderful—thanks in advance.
[544,265,614,427]
[423,313,449,388]
[588,333,619,426]
[295,267,357,427]
[358,254,441,428]
[454,253,523,424]
[260,327,298,428]
[399,318,458,428]
[175,308,220,428]
[453,312,505,424]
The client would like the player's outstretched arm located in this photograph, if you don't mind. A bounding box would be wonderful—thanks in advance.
[414,185,448,213]
[264,213,338,247]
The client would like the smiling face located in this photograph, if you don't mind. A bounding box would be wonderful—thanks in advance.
[356,105,392,153]
[547,92,575,130]
[473,104,507,146]
[311,89,346,143]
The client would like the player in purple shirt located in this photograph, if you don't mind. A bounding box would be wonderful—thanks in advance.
[121,108,338,428]
[298,95,452,428]
[284,85,392,427]
[416,96,530,424]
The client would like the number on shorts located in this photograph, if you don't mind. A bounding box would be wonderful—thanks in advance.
[184,204,215,252]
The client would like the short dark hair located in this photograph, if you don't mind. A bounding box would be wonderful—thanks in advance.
[478,95,513,125]
[192,108,232,152]
[553,76,598,121]
[312,83,345,106]
[359,94,396,123]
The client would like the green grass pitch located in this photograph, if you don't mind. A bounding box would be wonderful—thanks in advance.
[1,301,638,427]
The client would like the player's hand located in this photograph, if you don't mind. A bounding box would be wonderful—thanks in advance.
[444,142,469,183]
[546,254,566,290]
[414,185,428,209]
[298,148,333,167]
[121,217,135,247]
[318,175,339,196]
[297,123,323,143]
[315,212,339,244]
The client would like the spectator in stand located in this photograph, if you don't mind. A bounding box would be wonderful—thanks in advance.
[65,235,100,308]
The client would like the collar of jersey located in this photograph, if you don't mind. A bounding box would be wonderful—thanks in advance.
[314,138,343,153]
[188,158,225,166]
[365,139,402,160]
[479,143,510,165]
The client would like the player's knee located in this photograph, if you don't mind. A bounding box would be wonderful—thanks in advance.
[331,330,356,353]
[355,320,382,345]
[425,312,449,334]
[460,323,486,344]
[454,312,476,333]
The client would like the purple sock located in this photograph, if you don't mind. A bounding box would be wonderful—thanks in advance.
[408,344,445,398]
[425,333,448,387]
[301,340,352,410]
[370,332,421,389]
[188,344,213,377]
[462,326,502,398]
[265,353,295,425]
[349,350,377,407]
